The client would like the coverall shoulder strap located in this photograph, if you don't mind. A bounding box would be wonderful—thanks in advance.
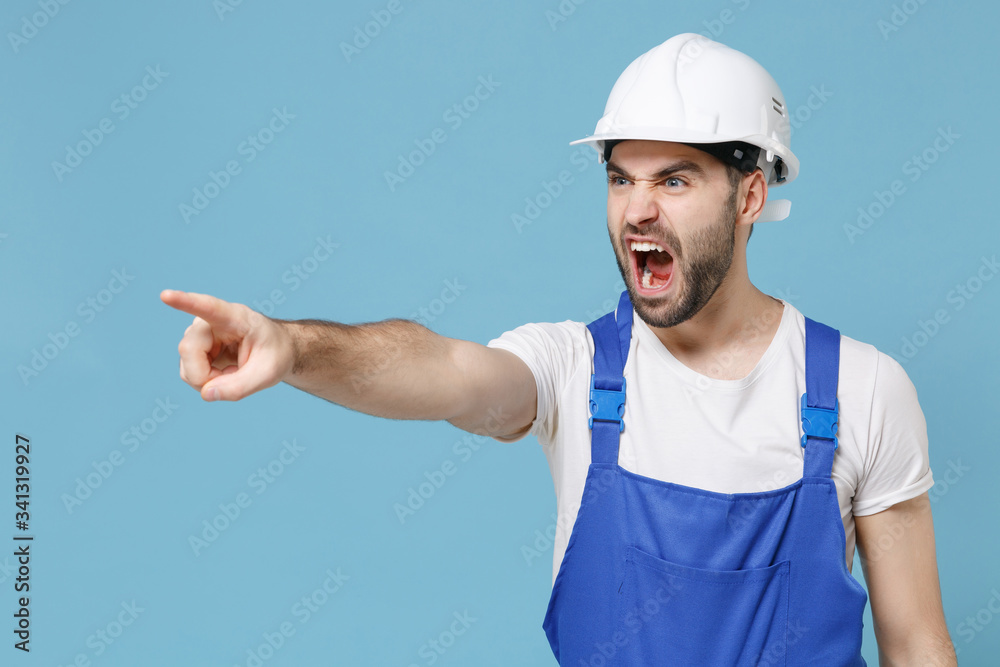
[802,316,841,479]
[584,291,634,465]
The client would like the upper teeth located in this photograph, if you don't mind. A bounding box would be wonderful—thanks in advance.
[631,240,665,253]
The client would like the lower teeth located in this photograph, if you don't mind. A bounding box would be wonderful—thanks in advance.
[642,264,667,290]
[642,265,655,289]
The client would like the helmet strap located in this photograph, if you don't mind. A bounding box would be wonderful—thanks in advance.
[773,157,787,183]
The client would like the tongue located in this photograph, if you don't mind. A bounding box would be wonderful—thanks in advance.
[646,252,673,279]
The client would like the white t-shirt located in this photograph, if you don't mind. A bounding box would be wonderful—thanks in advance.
[486,298,934,584]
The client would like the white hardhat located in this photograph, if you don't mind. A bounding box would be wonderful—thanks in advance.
[571,33,798,222]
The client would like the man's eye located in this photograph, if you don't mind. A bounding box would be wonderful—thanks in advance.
[665,177,684,187]
[607,176,628,187]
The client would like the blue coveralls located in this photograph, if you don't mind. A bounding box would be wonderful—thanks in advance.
[542,291,869,665]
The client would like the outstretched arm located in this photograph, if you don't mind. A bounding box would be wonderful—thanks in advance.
[161,289,536,439]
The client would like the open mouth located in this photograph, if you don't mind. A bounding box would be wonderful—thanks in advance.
[629,239,674,294]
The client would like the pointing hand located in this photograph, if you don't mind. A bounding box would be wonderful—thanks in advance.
[160,289,295,402]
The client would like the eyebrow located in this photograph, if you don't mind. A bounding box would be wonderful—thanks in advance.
[605,159,707,181]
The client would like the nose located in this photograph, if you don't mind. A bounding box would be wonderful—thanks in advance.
[623,182,658,227]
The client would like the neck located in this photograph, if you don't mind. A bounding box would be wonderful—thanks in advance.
[645,259,784,379]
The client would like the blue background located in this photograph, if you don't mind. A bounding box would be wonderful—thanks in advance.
[2,0,997,664]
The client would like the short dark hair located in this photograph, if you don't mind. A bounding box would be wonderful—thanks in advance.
[723,163,756,243]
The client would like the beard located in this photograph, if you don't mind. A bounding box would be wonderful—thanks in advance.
[610,185,740,329]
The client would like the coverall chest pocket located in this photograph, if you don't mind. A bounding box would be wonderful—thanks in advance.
[613,545,791,666]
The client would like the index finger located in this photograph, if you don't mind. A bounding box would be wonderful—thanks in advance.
[160,289,242,329]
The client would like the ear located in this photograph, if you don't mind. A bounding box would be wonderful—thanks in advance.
[737,169,769,225]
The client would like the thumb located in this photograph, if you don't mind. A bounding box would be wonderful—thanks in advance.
[201,357,277,402]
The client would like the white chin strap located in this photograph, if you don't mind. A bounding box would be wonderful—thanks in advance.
[758,199,791,222]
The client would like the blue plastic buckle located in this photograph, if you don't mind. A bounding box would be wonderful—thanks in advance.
[800,393,838,450]
[589,374,626,433]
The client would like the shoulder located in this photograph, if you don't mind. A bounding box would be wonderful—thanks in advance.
[839,332,882,390]
[784,302,897,395]
[784,303,919,434]
[485,319,594,391]
[835,329,917,407]
[794,310,925,441]
[486,318,591,347]
[486,320,592,357]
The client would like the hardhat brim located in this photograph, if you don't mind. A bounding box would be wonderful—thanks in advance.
[570,130,799,186]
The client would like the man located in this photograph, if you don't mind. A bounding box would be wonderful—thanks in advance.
[163,34,956,665]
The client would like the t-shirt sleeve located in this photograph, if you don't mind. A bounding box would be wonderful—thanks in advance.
[485,320,589,444]
[852,351,935,515]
